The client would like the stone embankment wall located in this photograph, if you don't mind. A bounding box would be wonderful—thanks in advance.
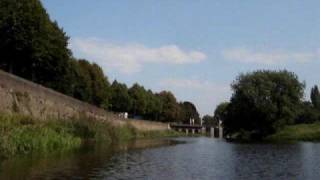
[0,70,169,131]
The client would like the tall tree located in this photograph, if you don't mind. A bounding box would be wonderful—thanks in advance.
[129,83,147,116]
[89,63,110,107]
[158,91,181,122]
[213,102,229,125]
[0,0,72,93]
[145,90,163,121]
[224,70,305,139]
[76,60,109,107]
[202,115,216,127]
[311,85,320,109]
[110,80,132,112]
[179,102,200,124]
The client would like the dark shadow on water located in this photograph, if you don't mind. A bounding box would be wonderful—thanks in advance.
[2,137,320,180]
[0,138,181,180]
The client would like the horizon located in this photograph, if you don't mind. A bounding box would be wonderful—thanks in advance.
[42,0,320,116]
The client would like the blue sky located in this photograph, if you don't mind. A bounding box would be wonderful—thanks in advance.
[42,0,320,116]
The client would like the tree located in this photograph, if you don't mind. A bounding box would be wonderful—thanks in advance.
[158,91,180,122]
[88,63,110,107]
[295,101,320,124]
[0,0,72,93]
[179,102,200,124]
[311,85,320,109]
[224,70,305,139]
[128,83,147,116]
[202,115,216,127]
[110,80,132,112]
[68,59,110,108]
[213,102,229,125]
[145,90,163,121]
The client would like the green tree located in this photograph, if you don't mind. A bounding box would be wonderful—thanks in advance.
[110,80,132,112]
[311,85,320,109]
[179,102,200,124]
[224,70,305,139]
[75,60,109,107]
[202,115,216,127]
[89,63,110,107]
[213,102,229,125]
[0,0,72,93]
[128,83,147,116]
[145,90,163,121]
[296,101,320,124]
[158,91,181,122]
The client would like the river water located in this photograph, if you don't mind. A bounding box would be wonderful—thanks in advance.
[1,137,320,180]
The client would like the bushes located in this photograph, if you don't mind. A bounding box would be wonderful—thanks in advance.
[0,114,81,158]
[0,114,133,158]
[266,123,320,142]
[0,113,179,158]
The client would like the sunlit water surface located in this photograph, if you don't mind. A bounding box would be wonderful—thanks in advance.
[1,137,320,180]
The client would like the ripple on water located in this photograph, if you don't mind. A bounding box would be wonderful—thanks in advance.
[1,138,320,180]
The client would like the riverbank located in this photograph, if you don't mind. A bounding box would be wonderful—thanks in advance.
[266,123,320,142]
[0,113,181,158]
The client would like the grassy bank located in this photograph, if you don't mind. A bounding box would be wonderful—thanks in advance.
[266,123,320,142]
[0,114,179,158]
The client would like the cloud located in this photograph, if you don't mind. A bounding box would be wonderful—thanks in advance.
[159,78,231,116]
[223,47,318,65]
[70,38,207,74]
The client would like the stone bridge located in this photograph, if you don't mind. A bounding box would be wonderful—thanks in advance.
[170,123,224,138]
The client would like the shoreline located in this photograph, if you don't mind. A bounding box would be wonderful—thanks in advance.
[225,123,320,143]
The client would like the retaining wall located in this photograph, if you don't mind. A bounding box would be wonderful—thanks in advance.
[0,70,169,131]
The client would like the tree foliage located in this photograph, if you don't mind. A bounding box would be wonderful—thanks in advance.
[0,0,72,93]
[295,101,320,124]
[202,115,216,127]
[179,102,200,124]
[157,91,181,122]
[224,70,305,139]
[129,84,148,116]
[213,102,229,125]
[109,81,132,112]
[311,85,320,109]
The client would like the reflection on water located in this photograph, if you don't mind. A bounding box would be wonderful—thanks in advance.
[1,137,320,179]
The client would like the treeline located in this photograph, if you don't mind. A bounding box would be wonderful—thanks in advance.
[212,70,320,140]
[0,0,200,123]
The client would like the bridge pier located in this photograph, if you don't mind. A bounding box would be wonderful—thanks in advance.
[202,127,206,134]
[210,127,215,137]
[219,127,223,138]
[170,124,203,135]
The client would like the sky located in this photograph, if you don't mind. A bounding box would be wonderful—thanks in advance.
[42,0,320,116]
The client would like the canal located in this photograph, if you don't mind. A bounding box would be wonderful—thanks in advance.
[1,137,320,179]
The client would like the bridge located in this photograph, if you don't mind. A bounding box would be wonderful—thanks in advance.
[170,123,223,138]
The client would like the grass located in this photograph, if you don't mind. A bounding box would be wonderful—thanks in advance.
[266,122,320,142]
[0,115,81,158]
[0,113,182,158]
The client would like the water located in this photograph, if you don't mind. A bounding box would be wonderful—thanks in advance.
[1,137,320,180]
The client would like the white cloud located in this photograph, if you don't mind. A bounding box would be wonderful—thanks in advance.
[159,78,231,116]
[70,38,207,74]
[223,47,318,65]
